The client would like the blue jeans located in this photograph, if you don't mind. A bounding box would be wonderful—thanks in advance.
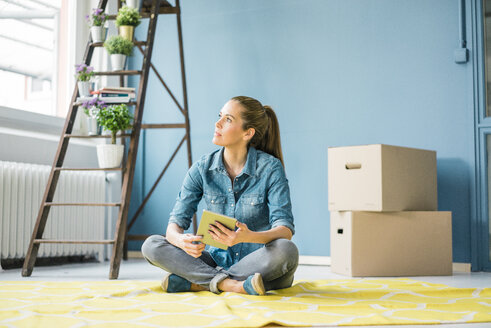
[141,235,299,294]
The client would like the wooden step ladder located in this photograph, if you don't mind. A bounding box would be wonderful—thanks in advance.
[22,0,193,279]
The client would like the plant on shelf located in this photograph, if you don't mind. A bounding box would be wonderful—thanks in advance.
[95,103,134,168]
[75,63,95,82]
[75,63,95,97]
[115,5,141,41]
[97,103,133,144]
[81,98,107,135]
[104,35,134,71]
[86,8,108,43]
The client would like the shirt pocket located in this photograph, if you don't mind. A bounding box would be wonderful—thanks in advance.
[204,193,228,214]
[239,194,266,230]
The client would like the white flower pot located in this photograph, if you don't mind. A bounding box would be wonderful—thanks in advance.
[78,81,93,97]
[97,144,124,168]
[125,0,141,9]
[90,26,107,43]
[110,54,127,71]
[86,116,101,135]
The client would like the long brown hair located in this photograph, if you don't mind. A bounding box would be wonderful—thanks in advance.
[231,96,284,167]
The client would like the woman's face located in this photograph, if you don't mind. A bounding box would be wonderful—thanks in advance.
[213,100,252,148]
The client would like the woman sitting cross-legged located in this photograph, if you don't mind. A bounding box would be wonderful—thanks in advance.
[141,96,299,295]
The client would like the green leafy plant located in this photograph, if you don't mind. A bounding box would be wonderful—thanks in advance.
[96,103,134,144]
[104,35,134,56]
[115,5,141,27]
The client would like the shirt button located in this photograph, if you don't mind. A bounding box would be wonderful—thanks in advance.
[236,253,239,256]
[231,204,234,207]
[211,200,214,204]
[228,188,232,192]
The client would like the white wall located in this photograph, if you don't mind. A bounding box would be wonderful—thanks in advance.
[0,106,99,166]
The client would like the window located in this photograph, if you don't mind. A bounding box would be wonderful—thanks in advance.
[0,0,63,116]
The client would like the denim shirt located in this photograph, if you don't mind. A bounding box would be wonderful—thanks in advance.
[169,147,295,270]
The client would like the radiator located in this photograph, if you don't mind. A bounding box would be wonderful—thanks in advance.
[0,161,107,262]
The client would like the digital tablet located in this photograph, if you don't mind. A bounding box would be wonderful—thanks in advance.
[196,210,237,250]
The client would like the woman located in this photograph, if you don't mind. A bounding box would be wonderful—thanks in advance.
[141,96,298,295]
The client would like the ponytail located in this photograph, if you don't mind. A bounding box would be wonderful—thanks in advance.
[258,105,284,166]
[231,96,284,167]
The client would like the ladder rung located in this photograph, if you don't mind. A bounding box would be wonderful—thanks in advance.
[91,41,147,47]
[74,102,137,107]
[127,234,152,241]
[146,7,179,15]
[141,123,186,129]
[65,134,131,139]
[94,71,142,76]
[105,8,178,21]
[55,168,123,171]
[45,202,121,207]
[34,239,115,244]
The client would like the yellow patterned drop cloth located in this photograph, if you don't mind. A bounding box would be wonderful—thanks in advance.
[0,278,490,327]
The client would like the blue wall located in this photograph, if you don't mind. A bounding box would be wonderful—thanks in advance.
[128,0,475,263]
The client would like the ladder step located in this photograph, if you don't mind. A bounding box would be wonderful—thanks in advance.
[65,133,131,139]
[92,41,147,47]
[94,70,142,76]
[142,7,179,15]
[127,234,152,241]
[45,202,121,207]
[105,8,178,21]
[74,102,137,107]
[55,168,123,171]
[141,123,186,129]
[34,239,115,244]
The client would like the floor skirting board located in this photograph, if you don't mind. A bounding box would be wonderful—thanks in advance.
[127,251,333,265]
[127,251,472,273]
[298,255,331,266]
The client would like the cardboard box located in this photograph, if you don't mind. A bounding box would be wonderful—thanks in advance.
[328,144,437,211]
[330,211,452,277]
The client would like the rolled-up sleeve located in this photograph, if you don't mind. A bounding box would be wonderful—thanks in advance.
[267,160,295,235]
[168,162,203,230]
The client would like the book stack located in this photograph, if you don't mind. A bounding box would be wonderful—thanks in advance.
[91,86,136,103]
[328,144,453,277]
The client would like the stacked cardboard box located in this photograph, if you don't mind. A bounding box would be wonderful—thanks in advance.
[328,144,452,276]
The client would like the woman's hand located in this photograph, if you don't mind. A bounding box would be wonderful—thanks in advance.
[178,233,205,258]
[208,221,251,247]
[166,223,205,258]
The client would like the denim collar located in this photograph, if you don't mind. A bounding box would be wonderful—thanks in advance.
[210,147,257,178]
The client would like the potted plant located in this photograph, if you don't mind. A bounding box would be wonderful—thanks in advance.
[86,8,108,43]
[75,63,95,97]
[115,5,141,41]
[103,35,134,71]
[81,98,106,135]
[95,103,134,168]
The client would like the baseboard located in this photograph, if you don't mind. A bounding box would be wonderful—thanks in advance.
[452,262,471,272]
[128,252,471,273]
[128,251,144,259]
[299,256,331,266]
[297,257,471,273]
[128,251,333,265]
